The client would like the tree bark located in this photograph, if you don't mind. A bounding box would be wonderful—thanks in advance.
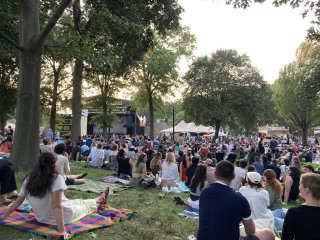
[148,92,154,139]
[301,126,308,146]
[49,70,59,132]
[70,58,83,141]
[214,119,221,142]
[10,0,71,170]
[11,0,41,170]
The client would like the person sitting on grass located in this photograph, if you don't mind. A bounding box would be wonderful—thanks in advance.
[197,160,275,240]
[282,173,320,240]
[188,164,208,210]
[161,152,180,193]
[0,136,12,153]
[0,153,109,239]
[117,149,133,180]
[54,144,86,185]
[263,169,286,232]
[283,166,300,205]
[129,153,148,186]
[0,159,18,205]
[150,152,162,177]
[180,153,190,182]
[87,143,104,168]
[185,157,200,187]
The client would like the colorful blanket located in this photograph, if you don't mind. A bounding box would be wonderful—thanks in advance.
[176,180,190,193]
[67,179,131,194]
[179,207,199,219]
[0,205,135,238]
[99,176,131,185]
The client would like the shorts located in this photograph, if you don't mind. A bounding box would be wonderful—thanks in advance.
[65,177,75,185]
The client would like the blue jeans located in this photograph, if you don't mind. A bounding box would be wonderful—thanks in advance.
[272,209,287,231]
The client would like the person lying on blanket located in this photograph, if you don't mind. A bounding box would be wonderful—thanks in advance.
[0,152,109,239]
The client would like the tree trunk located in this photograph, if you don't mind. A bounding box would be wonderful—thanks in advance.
[148,92,154,139]
[70,58,83,141]
[301,126,308,146]
[214,119,221,142]
[49,71,59,132]
[11,1,41,170]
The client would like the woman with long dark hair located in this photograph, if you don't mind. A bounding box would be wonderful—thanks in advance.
[117,148,133,180]
[188,165,208,210]
[0,153,109,239]
[282,173,320,240]
[283,166,300,204]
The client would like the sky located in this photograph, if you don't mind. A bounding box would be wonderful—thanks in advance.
[178,0,313,83]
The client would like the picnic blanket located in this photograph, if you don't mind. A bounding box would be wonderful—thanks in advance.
[67,179,131,194]
[176,180,189,193]
[179,207,199,219]
[0,205,135,238]
[99,176,131,185]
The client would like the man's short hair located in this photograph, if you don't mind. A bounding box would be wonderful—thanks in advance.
[215,160,234,180]
[54,143,66,154]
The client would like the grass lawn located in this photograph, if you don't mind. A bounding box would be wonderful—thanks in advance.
[0,162,197,240]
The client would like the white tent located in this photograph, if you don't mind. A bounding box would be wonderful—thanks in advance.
[160,120,217,134]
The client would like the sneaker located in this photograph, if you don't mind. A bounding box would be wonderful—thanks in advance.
[187,235,197,240]
[170,187,180,193]
[162,186,170,192]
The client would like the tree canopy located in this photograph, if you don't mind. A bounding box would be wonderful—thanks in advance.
[273,41,320,145]
[183,49,268,139]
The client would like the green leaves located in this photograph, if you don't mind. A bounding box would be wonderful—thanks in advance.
[183,49,268,135]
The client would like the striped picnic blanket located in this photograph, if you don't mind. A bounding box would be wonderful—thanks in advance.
[0,205,135,238]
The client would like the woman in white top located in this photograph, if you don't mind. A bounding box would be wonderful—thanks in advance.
[161,152,179,192]
[0,153,109,239]
[239,172,274,224]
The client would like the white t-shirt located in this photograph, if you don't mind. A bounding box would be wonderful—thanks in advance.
[230,167,246,190]
[19,175,73,224]
[55,154,70,180]
[161,162,179,181]
[239,185,273,222]
[89,148,105,167]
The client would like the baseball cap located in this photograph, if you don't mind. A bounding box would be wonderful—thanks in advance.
[246,172,261,184]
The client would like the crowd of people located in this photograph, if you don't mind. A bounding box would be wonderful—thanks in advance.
[1,130,320,239]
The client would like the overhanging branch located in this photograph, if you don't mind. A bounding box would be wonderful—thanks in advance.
[34,0,72,47]
[0,31,23,51]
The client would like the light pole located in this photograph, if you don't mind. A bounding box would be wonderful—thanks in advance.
[172,105,175,141]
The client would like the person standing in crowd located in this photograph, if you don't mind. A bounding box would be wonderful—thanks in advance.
[44,128,54,140]
[197,160,275,240]
[282,173,320,240]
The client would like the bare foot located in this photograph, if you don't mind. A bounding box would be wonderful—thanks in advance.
[97,187,109,207]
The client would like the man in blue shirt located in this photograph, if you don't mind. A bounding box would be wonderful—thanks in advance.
[197,160,275,240]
